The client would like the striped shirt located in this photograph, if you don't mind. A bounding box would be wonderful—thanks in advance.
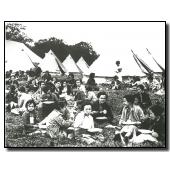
[119,105,145,124]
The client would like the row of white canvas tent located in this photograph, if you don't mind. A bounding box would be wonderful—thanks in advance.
[5,40,90,75]
[5,40,164,82]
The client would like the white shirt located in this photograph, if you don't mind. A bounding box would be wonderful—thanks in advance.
[74,111,94,130]
[77,85,86,94]
[114,65,122,81]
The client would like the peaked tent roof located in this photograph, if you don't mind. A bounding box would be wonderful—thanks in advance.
[146,48,165,72]
[131,50,152,75]
[77,57,90,75]
[5,40,36,72]
[62,54,80,73]
[135,49,163,73]
[39,50,67,73]
[52,51,68,73]
[6,40,42,66]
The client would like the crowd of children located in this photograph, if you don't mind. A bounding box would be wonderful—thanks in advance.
[5,69,165,146]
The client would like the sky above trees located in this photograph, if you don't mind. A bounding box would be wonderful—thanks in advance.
[6,22,165,68]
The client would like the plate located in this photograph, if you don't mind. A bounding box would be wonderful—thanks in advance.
[43,101,54,104]
[82,134,91,138]
[105,125,118,129]
[39,125,47,129]
[88,128,103,133]
[138,129,152,134]
[96,116,107,120]
[122,121,141,125]
[67,127,74,131]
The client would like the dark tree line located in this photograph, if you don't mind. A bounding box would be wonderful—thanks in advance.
[6,23,99,66]
[6,23,33,44]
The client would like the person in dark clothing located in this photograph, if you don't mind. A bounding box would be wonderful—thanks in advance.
[46,81,55,94]
[54,80,62,99]
[6,71,11,79]
[66,73,76,89]
[34,66,42,78]
[141,104,165,143]
[42,71,52,82]
[60,81,72,96]
[29,68,35,78]
[111,75,121,90]
[6,85,18,103]
[6,85,18,111]
[136,84,152,113]
[92,91,113,127]
[86,73,97,90]
[37,85,58,120]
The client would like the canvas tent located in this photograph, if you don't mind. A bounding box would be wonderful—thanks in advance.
[146,48,165,72]
[85,50,150,83]
[5,40,36,72]
[77,57,90,75]
[134,49,163,73]
[89,53,148,77]
[62,54,81,73]
[39,50,67,74]
[6,40,42,66]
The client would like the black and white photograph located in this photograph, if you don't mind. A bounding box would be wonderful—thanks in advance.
[4,21,166,148]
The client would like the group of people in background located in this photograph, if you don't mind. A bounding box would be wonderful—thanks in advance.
[5,67,165,146]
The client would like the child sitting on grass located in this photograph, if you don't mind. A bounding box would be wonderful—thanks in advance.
[74,100,94,130]
[138,104,165,144]
[22,99,39,134]
[118,94,145,146]
[38,99,74,139]
[74,101,104,145]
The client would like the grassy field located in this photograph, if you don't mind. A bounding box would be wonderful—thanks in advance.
[5,90,165,148]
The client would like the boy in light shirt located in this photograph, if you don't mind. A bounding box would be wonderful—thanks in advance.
[74,101,94,130]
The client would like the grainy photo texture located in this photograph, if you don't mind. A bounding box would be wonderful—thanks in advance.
[4,21,166,148]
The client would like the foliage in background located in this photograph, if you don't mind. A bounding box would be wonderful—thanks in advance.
[6,23,33,44]
[6,23,99,66]
[31,38,99,66]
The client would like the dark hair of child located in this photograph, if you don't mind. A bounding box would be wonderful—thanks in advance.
[18,86,26,93]
[149,105,164,117]
[80,100,92,111]
[97,91,108,99]
[57,99,67,110]
[123,94,134,104]
[138,84,145,91]
[25,99,36,108]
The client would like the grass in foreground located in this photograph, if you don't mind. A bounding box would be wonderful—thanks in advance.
[5,90,165,148]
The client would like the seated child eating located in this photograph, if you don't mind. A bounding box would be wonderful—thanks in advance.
[74,100,94,130]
